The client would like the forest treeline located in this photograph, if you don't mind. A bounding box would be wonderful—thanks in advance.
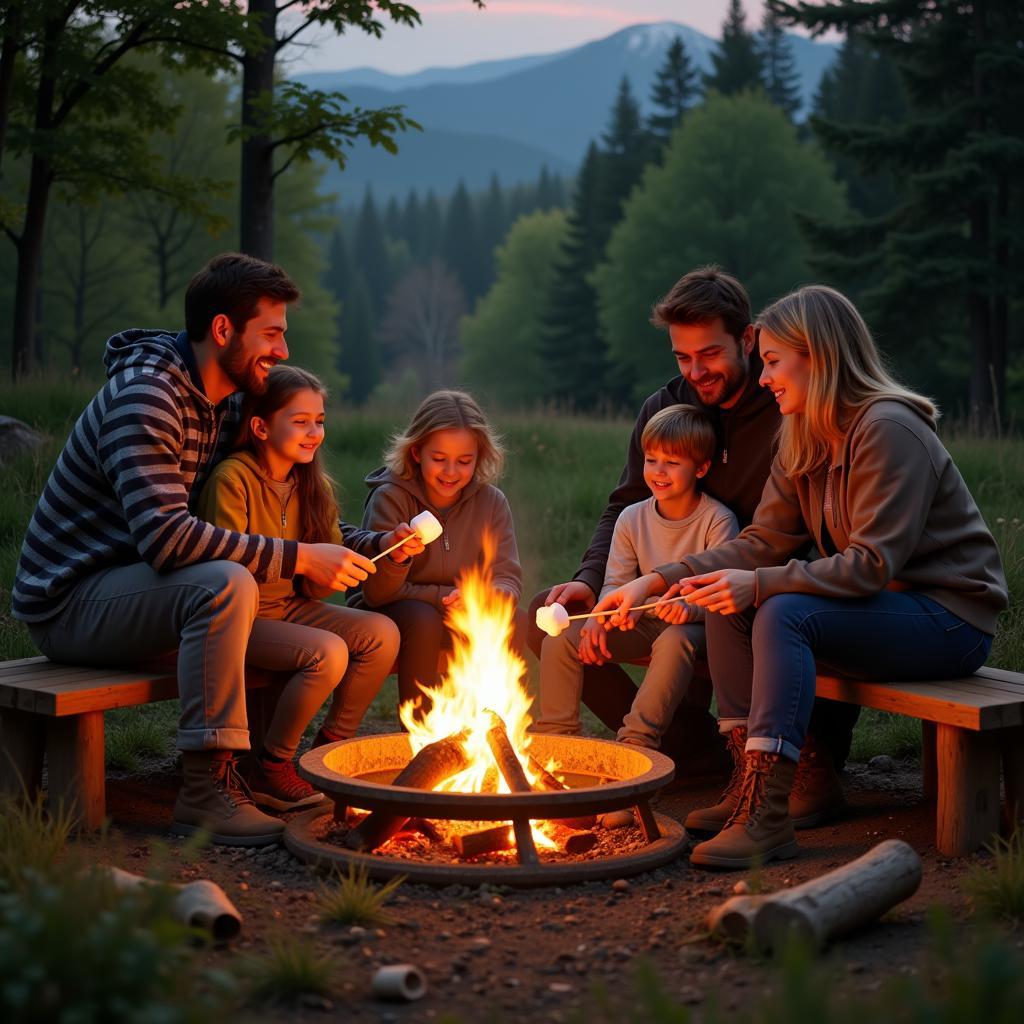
[1,1,1021,425]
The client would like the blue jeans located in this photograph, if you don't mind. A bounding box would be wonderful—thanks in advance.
[706,591,992,763]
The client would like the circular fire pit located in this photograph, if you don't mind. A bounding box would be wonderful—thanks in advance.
[285,733,689,886]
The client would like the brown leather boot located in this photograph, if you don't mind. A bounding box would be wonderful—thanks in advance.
[172,750,285,847]
[789,734,847,828]
[689,750,799,869]
[683,726,747,834]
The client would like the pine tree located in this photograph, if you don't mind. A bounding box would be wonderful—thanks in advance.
[648,35,699,145]
[758,6,801,121]
[536,166,555,210]
[384,196,403,240]
[537,143,609,410]
[441,180,484,304]
[322,224,352,306]
[401,189,422,260]
[773,0,1024,425]
[353,190,391,317]
[419,190,443,261]
[705,0,765,96]
[596,78,653,256]
[477,174,506,291]
[337,271,380,404]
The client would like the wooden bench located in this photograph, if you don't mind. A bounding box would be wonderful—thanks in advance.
[0,656,284,830]
[816,667,1024,856]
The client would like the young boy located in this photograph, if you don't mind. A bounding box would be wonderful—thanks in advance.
[533,405,738,749]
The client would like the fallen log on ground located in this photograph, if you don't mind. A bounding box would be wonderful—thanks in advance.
[706,839,922,953]
[346,730,470,852]
[100,866,242,944]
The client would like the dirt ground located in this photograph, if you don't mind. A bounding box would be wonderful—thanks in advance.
[91,748,1009,1024]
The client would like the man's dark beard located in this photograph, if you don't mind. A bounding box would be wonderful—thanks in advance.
[221,334,268,395]
[692,362,746,407]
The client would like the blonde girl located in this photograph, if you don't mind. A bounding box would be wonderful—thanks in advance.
[352,389,523,718]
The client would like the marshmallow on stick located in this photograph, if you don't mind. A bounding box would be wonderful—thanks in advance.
[371,509,443,563]
[535,595,691,637]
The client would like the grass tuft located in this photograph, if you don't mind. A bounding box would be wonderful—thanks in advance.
[105,704,176,770]
[239,931,338,1006]
[848,708,923,762]
[317,862,405,927]
[0,791,76,890]
[965,828,1024,924]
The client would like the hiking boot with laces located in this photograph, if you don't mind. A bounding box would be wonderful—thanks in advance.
[172,750,285,847]
[789,734,847,828]
[248,756,325,812]
[684,726,748,834]
[689,750,799,870]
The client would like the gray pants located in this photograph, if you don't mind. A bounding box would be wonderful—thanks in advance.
[248,597,399,759]
[29,561,260,751]
[534,616,705,749]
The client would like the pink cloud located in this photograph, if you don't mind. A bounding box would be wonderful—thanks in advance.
[419,2,642,23]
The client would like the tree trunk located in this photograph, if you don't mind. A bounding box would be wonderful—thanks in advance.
[238,0,277,260]
[0,6,22,171]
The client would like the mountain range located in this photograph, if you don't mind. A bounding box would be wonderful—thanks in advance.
[297,21,839,202]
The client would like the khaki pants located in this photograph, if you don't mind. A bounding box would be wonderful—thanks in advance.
[534,616,705,749]
[247,598,399,759]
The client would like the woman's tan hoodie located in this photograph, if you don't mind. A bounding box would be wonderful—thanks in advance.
[350,466,522,611]
[656,398,1008,634]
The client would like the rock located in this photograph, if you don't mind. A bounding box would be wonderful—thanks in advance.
[869,755,896,772]
[548,982,573,994]
[0,416,44,465]
[611,879,630,893]
[733,880,751,895]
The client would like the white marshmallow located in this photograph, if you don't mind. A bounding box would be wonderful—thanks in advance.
[535,603,571,637]
[411,509,443,545]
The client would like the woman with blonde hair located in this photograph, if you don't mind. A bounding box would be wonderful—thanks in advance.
[351,389,523,719]
[594,285,1008,869]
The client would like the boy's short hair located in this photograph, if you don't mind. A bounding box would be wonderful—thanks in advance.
[641,404,716,465]
[650,265,751,342]
[185,252,300,342]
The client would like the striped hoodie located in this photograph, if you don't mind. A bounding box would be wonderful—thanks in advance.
[12,329,299,623]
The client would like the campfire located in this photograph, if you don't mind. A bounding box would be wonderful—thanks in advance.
[287,538,687,885]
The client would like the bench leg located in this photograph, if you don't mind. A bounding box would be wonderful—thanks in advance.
[1001,725,1024,834]
[46,712,106,830]
[935,723,1000,856]
[0,708,46,801]
[921,721,937,801]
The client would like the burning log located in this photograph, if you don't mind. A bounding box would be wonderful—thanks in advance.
[706,839,923,953]
[546,823,599,855]
[453,824,515,858]
[484,711,540,866]
[527,754,597,831]
[346,730,470,852]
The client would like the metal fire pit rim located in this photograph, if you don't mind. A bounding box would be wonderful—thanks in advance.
[297,732,676,819]
[284,806,689,888]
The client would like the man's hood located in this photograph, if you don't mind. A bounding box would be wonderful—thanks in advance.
[102,329,200,397]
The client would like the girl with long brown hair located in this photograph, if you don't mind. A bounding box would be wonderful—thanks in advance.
[197,365,407,812]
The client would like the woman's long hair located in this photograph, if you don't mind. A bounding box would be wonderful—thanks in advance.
[384,389,505,485]
[757,285,937,476]
[235,365,340,544]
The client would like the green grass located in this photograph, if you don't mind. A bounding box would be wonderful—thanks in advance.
[965,829,1024,924]
[848,708,924,762]
[105,703,177,771]
[0,791,76,889]
[2,381,1022,763]
[238,931,339,1006]
[317,863,404,927]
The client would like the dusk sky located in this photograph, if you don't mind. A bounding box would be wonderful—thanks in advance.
[288,1,832,75]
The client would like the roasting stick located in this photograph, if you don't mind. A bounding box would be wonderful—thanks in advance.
[535,593,691,637]
[370,509,444,563]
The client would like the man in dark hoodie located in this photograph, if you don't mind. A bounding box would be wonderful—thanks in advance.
[527,265,857,827]
[11,252,416,846]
